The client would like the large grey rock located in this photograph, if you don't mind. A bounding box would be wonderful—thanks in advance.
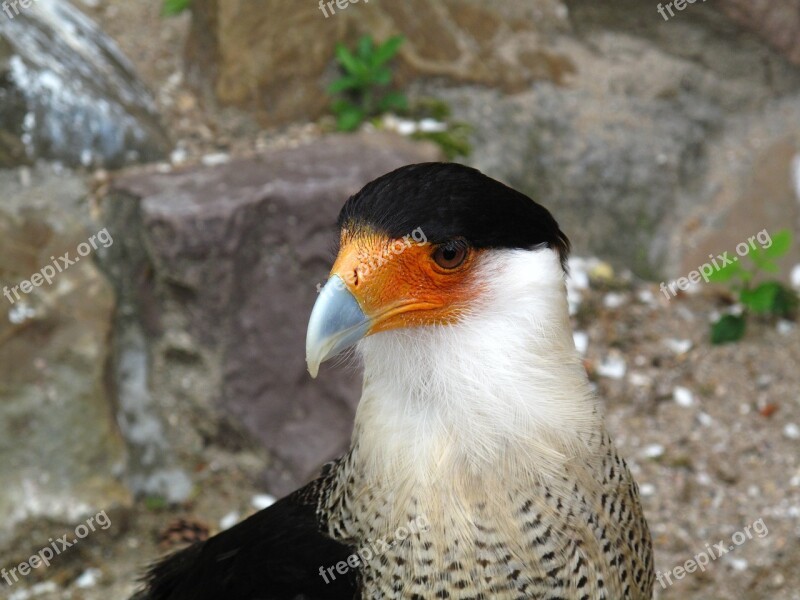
[717,0,800,66]
[0,0,170,168]
[440,0,800,278]
[102,133,442,496]
[0,167,130,541]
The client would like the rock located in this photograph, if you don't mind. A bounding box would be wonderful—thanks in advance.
[716,1,800,66]
[185,0,573,126]
[678,132,800,283]
[185,0,341,127]
[0,167,130,542]
[356,0,574,93]
[102,133,442,496]
[438,0,800,278]
[0,0,170,168]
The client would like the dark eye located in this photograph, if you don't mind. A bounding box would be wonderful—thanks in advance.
[432,240,468,270]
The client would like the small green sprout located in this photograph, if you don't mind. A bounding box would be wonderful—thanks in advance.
[328,35,407,132]
[708,229,797,344]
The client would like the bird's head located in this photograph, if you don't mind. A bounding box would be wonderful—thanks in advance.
[306,162,571,378]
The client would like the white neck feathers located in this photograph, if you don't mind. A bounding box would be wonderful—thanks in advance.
[352,248,600,491]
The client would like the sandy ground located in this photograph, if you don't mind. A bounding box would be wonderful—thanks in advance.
[2,3,798,599]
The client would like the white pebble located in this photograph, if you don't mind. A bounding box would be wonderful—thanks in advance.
[8,303,36,325]
[791,264,800,290]
[792,154,800,201]
[251,494,276,510]
[673,386,695,407]
[201,153,231,167]
[697,412,713,427]
[639,483,656,496]
[597,355,627,380]
[637,288,656,305]
[603,292,627,309]
[10,583,58,600]
[784,423,800,440]
[572,331,589,356]
[220,511,240,530]
[777,320,794,335]
[641,444,665,459]
[567,259,590,290]
[664,338,692,355]
[728,557,749,572]
[75,568,101,589]
[418,118,447,133]
[169,147,188,165]
[629,372,651,387]
[567,288,583,315]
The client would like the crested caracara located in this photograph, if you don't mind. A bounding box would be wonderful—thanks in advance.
[134,162,654,600]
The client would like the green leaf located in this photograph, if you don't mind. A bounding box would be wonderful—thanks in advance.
[372,67,393,86]
[356,36,374,61]
[336,105,366,131]
[747,246,770,270]
[335,44,366,77]
[710,314,746,345]
[772,283,799,317]
[740,282,781,314]
[162,0,191,16]
[330,99,355,114]
[412,123,473,160]
[763,229,792,260]
[377,91,408,112]
[144,495,169,510]
[742,281,798,317]
[706,260,745,283]
[372,36,405,67]
[328,76,362,94]
[759,260,780,274]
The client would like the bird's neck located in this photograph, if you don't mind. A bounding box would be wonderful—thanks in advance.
[350,250,601,500]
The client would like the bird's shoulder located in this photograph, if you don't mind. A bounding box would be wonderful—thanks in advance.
[132,459,358,600]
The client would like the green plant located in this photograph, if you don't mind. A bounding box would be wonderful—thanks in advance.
[411,123,472,160]
[709,229,797,344]
[406,98,472,159]
[162,0,191,16]
[329,35,407,131]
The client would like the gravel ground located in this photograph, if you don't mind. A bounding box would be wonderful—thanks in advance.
[3,3,798,599]
[570,267,800,600]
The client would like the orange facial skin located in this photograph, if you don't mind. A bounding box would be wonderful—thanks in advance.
[330,228,485,335]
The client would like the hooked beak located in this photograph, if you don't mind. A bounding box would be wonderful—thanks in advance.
[305,275,370,378]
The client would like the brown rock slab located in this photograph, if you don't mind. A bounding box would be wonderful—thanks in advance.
[185,0,572,126]
[104,133,441,496]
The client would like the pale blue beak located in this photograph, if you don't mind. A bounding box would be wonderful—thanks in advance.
[306,275,371,378]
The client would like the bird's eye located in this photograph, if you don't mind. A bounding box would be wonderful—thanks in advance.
[432,240,468,270]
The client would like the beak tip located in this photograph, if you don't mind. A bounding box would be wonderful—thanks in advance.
[307,360,320,379]
[305,275,370,379]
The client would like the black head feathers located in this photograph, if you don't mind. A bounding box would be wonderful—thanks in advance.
[337,163,570,269]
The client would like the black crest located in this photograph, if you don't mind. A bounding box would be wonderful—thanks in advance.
[338,163,570,269]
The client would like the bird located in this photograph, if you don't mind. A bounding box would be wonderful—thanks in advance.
[133,162,655,600]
